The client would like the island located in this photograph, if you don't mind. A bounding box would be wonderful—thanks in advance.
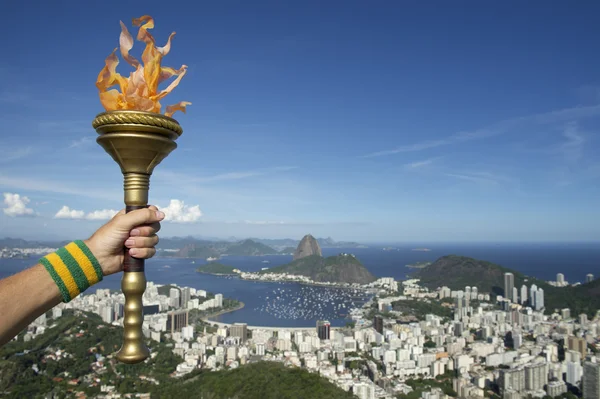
[250,235,376,285]
[196,262,238,276]
[406,261,432,269]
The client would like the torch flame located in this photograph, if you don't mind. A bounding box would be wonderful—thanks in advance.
[96,16,191,117]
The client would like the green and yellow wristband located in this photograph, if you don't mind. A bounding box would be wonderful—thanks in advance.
[40,240,104,303]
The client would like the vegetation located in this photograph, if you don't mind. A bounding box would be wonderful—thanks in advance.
[196,262,238,275]
[261,254,376,284]
[416,255,600,317]
[0,312,353,399]
[0,310,181,398]
[154,362,355,399]
[391,299,453,321]
[175,239,279,258]
[396,372,457,399]
[406,261,432,269]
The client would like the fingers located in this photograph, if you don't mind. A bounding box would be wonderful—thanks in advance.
[125,235,159,248]
[116,207,165,231]
[130,222,161,237]
[129,247,156,259]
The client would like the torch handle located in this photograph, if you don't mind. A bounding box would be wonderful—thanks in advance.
[124,205,147,272]
[116,202,150,364]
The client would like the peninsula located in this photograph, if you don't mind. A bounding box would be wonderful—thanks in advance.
[196,262,238,276]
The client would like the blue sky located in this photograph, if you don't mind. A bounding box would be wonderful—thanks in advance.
[1,1,600,242]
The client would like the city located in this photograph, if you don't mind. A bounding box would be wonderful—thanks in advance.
[17,269,600,399]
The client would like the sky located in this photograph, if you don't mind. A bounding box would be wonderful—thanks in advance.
[1,1,600,243]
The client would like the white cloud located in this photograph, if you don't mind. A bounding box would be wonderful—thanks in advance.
[404,158,438,169]
[159,200,202,223]
[54,206,85,219]
[54,206,117,220]
[559,123,584,162]
[86,209,119,220]
[2,193,35,217]
[53,200,201,223]
[360,104,600,158]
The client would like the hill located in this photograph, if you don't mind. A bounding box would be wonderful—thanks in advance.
[196,262,238,275]
[160,361,355,399]
[176,239,278,258]
[0,311,354,399]
[263,254,376,284]
[416,255,600,317]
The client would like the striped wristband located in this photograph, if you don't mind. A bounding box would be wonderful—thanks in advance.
[40,240,104,303]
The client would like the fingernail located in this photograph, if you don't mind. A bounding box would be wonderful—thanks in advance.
[156,211,165,219]
[130,229,140,236]
[129,248,139,256]
[125,239,135,247]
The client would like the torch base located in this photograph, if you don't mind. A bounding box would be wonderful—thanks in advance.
[115,271,150,364]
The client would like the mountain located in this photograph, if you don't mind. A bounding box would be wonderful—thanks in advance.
[416,255,600,317]
[263,254,376,284]
[0,237,69,249]
[196,262,237,275]
[161,361,355,398]
[174,239,278,258]
[0,311,354,399]
[248,237,366,250]
[293,234,322,260]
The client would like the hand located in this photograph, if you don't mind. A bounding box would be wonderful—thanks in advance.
[84,205,165,276]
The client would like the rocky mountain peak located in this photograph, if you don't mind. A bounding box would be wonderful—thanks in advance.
[293,234,322,260]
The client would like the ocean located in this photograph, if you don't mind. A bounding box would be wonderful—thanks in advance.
[1,242,598,327]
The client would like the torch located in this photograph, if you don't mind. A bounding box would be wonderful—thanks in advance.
[93,16,190,364]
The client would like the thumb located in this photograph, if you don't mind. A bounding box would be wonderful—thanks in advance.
[115,208,165,230]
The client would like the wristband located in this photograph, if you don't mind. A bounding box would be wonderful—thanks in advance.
[40,240,104,302]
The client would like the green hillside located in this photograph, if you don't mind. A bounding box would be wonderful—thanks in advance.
[416,255,600,317]
[263,254,376,284]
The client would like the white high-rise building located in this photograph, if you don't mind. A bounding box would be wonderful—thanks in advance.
[215,294,223,308]
[353,382,375,399]
[520,285,528,305]
[170,288,180,308]
[534,288,544,311]
[557,273,565,285]
[513,287,519,304]
[530,284,538,308]
[525,363,548,391]
[504,273,515,302]
[567,361,583,386]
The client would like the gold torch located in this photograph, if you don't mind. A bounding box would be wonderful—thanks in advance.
[93,16,190,364]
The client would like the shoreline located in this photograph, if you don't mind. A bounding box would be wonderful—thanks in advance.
[205,301,245,319]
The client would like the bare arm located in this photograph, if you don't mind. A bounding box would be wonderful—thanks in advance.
[0,207,164,347]
[0,263,62,346]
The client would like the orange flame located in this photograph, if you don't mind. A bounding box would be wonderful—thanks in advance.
[96,16,191,117]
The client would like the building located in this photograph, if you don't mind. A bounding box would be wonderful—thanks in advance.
[181,287,191,308]
[520,285,528,305]
[353,381,375,399]
[534,288,544,311]
[229,323,248,342]
[568,336,587,359]
[547,380,567,397]
[586,274,595,284]
[214,294,223,308]
[504,273,514,302]
[525,363,548,391]
[169,288,180,308]
[557,273,565,285]
[567,361,583,385]
[166,310,189,333]
[583,361,600,399]
[317,320,331,340]
[500,368,525,394]
[373,315,384,334]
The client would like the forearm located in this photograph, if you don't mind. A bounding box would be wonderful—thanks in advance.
[0,264,62,347]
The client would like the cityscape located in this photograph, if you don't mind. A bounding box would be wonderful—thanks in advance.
[9,243,600,399]
[2,2,600,399]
